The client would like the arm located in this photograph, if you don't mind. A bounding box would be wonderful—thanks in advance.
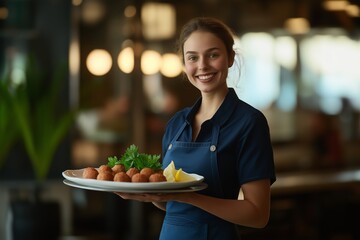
[115,178,271,228]
[182,179,271,228]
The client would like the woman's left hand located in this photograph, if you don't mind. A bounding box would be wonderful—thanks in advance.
[114,192,193,203]
[114,192,166,202]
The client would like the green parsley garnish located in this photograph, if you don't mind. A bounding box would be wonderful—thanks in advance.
[107,144,162,171]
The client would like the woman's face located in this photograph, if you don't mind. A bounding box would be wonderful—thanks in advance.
[183,31,234,94]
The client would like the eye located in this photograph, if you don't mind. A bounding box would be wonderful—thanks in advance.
[186,55,198,62]
[209,52,219,59]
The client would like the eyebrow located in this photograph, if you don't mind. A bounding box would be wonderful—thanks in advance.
[185,47,220,55]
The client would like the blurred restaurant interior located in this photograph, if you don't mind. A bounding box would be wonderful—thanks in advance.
[0,0,360,239]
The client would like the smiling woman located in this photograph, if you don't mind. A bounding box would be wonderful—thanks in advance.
[114,17,276,240]
[182,31,233,96]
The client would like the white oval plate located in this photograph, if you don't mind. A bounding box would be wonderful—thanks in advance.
[63,179,207,193]
[62,169,204,190]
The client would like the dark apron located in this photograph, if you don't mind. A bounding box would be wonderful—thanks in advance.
[160,122,239,240]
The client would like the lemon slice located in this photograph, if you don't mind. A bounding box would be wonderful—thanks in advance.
[164,161,196,182]
[175,168,196,182]
[163,161,176,182]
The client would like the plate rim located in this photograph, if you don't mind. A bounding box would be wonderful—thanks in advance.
[63,179,208,193]
[62,168,204,190]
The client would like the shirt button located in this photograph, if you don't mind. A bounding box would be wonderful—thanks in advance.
[168,144,172,150]
[210,145,216,152]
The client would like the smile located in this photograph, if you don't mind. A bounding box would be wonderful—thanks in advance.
[196,73,215,81]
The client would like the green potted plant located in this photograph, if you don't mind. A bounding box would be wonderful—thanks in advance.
[5,56,75,240]
[0,80,20,169]
[9,56,75,182]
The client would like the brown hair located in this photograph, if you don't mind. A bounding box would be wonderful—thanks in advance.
[177,17,235,62]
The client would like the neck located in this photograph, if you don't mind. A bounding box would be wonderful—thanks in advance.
[199,87,228,118]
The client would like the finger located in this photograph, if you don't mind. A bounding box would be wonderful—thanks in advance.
[114,192,132,199]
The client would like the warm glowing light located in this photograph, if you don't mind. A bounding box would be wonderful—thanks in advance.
[69,41,80,76]
[141,50,162,75]
[86,49,112,76]
[323,0,349,11]
[124,5,136,18]
[141,3,176,40]
[284,18,310,34]
[0,7,8,19]
[346,4,360,17]
[82,0,106,24]
[72,0,82,6]
[117,47,135,74]
[160,53,183,77]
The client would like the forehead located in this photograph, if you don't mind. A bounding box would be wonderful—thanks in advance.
[183,31,226,53]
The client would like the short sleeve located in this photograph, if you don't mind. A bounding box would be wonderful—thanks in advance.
[237,111,276,185]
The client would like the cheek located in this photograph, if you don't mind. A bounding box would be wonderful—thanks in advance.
[215,58,229,70]
[184,64,196,77]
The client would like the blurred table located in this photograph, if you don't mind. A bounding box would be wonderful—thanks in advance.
[272,168,360,195]
[0,180,72,240]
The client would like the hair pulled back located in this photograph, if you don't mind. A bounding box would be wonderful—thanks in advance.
[177,17,235,62]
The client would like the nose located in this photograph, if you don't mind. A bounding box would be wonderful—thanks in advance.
[198,57,209,70]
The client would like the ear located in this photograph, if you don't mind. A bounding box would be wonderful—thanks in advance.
[228,50,235,68]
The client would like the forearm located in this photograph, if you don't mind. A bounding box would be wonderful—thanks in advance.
[175,180,271,228]
[115,180,271,228]
[181,193,270,228]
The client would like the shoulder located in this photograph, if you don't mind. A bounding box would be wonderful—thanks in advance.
[167,107,191,127]
[233,99,269,129]
[225,88,267,122]
[163,107,190,138]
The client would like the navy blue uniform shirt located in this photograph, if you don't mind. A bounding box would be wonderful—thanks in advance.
[162,88,276,199]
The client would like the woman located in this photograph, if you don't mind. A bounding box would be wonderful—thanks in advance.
[116,17,276,239]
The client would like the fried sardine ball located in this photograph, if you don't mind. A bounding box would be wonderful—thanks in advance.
[131,173,149,182]
[112,164,125,173]
[126,167,139,178]
[149,173,167,182]
[83,167,98,179]
[99,164,113,173]
[140,167,154,178]
[113,172,131,182]
[97,172,114,181]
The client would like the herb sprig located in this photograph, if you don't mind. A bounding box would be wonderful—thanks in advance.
[107,144,162,171]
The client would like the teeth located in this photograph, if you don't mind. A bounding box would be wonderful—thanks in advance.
[198,74,214,80]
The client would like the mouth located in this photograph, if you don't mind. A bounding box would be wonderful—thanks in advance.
[196,73,216,82]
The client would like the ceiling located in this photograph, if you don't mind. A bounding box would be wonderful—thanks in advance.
[160,0,360,34]
[77,0,360,39]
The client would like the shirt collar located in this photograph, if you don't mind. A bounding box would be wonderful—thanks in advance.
[185,88,239,126]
